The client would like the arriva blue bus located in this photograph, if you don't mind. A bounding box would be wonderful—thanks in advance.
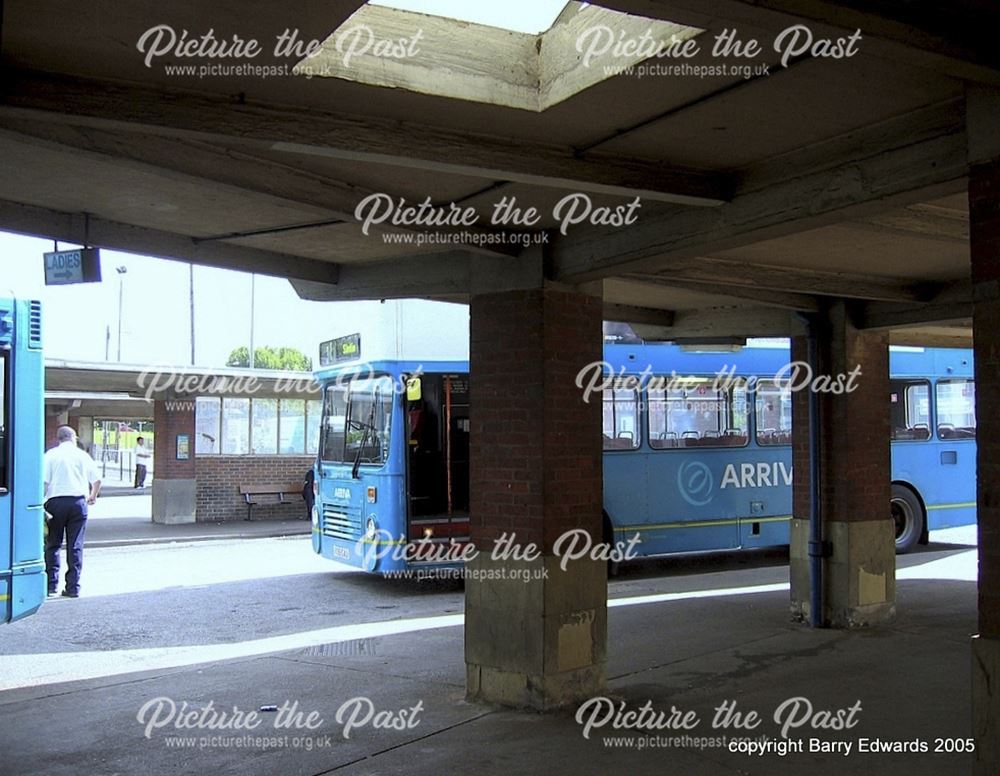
[1,297,45,622]
[310,339,975,573]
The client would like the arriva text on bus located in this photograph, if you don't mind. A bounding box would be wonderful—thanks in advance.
[575,361,863,403]
[357,529,642,570]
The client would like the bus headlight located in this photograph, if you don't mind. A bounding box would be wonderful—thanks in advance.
[365,516,378,540]
[311,505,319,528]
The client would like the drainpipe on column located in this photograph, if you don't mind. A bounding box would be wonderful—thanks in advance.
[798,313,826,628]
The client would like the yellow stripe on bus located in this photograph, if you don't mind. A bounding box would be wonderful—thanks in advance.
[614,515,792,532]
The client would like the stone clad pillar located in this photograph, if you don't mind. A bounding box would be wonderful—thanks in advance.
[465,286,606,709]
[789,301,895,627]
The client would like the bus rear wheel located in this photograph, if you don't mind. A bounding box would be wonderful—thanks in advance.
[891,484,924,554]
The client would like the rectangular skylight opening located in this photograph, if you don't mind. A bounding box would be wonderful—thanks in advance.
[367,0,572,34]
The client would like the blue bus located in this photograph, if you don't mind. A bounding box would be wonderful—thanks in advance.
[1,297,45,623]
[310,341,975,573]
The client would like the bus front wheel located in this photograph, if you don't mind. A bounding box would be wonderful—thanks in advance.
[891,484,924,554]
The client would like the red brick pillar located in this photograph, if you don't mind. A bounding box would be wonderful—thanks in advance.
[465,287,606,709]
[789,301,894,627]
[151,398,197,524]
[970,156,1000,773]
[44,412,78,450]
[44,412,63,450]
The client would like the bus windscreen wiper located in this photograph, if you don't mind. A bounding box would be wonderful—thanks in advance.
[351,390,379,479]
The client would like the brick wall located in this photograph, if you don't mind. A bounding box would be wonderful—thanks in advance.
[971,159,1000,638]
[791,302,890,524]
[153,399,196,479]
[196,455,313,522]
[469,288,603,552]
[44,413,77,450]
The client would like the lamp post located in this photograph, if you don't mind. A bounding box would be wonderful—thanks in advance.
[249,273,256,369]
[115,265,127,362]
[189,263,196,366]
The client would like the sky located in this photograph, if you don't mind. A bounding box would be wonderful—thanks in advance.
[369,0,571,33]
[0,231,374,368]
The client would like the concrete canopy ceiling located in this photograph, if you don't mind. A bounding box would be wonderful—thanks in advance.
[1,0,995,346]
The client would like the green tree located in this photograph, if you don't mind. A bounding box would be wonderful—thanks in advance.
[226,346,313,371]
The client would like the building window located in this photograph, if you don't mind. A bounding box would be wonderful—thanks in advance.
[196,395,321,456]
[195,397,220,455]
[221,398,250,454]
[279,399,306,454]
[306,399,322,455]
[252,398,278,455]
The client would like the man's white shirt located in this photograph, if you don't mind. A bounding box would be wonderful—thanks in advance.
[135,444,152,465]
[44,441,99,499]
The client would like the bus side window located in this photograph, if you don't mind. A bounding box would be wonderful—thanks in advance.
[602,387,640,450]
[0,353,6,489]
[890,379,931,441]
[755,381,792,446]
[936,380,976,439]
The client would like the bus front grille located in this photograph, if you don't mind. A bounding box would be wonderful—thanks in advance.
[322,506,361,540]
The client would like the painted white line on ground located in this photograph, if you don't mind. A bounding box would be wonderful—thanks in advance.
[2,552,977,693]
[0,582,788,691]
[0,615,463,692]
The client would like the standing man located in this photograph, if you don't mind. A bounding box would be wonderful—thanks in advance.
[134,435,152,488]
[44,425,101,598]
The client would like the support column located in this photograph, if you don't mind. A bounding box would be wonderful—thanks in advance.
[789,301,895,627]
[151,398,196,524]
[465,286,606,709]
[44,410,67,450]
[969,152,1000,775]
[76,416,94,455]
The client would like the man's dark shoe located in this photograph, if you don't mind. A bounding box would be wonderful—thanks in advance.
[60,590,79,598]
[47,590,59,598]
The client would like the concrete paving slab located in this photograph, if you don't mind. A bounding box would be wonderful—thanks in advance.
[0,653,480,776]
[1,577,978,776]
[0,536,978,775]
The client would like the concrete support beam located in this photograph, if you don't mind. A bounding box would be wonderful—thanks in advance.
[0,199,340,285]
[789,302,895,627]
[1,70,729,206]
[466,287,606,709]
[554,100,967,281]
[628,257,929,304]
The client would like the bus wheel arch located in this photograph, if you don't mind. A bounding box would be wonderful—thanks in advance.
[891,482,925,554]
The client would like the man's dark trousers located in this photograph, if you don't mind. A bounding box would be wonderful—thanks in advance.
[135,464,147,488]
[45,496,88,595]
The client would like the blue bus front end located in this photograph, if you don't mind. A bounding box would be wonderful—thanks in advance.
[0,298,46,624]
[311,357,470,574]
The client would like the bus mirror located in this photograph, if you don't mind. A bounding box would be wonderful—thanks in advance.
[406,377,422,402]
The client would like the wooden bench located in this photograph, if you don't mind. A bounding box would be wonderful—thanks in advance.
[239,483,303,521]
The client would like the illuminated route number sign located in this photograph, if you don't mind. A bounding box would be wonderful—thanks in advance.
[43,248,102,286]
[320,333,361,366]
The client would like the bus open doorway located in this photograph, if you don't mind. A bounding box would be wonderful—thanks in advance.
[405,372,470,545]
